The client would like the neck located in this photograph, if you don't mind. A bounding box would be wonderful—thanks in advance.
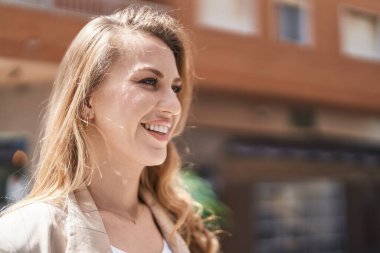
[89,165,143,215]
[87,141,145,216]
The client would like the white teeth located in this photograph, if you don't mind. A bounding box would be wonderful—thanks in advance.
[142,123,169,134]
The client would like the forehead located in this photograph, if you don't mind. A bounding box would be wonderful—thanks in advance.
[115,32,178,73]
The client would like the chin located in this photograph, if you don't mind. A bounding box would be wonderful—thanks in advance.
[144,150,167,166]
[148,157,167,166]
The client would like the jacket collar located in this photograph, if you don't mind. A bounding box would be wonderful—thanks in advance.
[140,188,190,253]
[66,186,190,253]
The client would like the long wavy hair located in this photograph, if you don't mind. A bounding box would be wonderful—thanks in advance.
[4,5,219,253]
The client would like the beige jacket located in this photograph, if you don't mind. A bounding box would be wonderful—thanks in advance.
[0,187,190,253]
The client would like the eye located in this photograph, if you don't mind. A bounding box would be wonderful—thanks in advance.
[172,85,182,94]
[139,77,158,86]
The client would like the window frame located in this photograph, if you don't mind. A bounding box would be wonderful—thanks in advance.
[194,0,260,36]
[338,5,380,61]
[270,0,314,46]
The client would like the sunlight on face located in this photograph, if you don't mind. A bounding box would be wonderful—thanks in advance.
[88,32,182,167]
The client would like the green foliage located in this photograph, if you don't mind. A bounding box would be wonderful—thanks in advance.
[180,170,231,230]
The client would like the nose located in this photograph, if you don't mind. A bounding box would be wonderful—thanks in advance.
[157,88,182,116]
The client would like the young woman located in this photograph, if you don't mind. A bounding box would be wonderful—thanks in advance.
[0,5,219,253]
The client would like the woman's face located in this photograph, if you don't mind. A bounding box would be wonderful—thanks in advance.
[88,33,182,167]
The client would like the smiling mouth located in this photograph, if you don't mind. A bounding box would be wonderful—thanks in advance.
[141,123,169,135]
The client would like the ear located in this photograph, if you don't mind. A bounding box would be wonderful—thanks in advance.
[83,96,95,120]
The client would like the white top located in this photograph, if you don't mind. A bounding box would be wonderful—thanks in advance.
[111,239,173,253]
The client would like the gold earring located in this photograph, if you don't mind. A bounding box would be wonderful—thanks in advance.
[86,115,89,127]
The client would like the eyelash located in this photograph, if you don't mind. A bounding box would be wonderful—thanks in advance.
[139,77,158,86]
[138,78,182,94]
[172,85,182,94]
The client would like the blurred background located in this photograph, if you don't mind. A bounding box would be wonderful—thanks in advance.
[1,0,380,252]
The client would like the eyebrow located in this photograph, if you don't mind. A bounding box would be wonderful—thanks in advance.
[135,67,182,83]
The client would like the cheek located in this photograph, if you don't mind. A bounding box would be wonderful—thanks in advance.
[126,90,158,118]
[128,92,150,110]
[91,93,128,136]
[107,95,155,136]
[92,85,158,132]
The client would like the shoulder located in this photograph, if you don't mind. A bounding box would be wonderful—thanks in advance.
[0,201,66,227]
[0,201,67,253]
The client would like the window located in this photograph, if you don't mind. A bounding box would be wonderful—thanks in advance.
[196,0,259,35]
[275,0,311,44]
[341,8,380,60]
[254,181,347,253]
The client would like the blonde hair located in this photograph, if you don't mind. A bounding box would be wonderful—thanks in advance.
[7,5,219,253]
